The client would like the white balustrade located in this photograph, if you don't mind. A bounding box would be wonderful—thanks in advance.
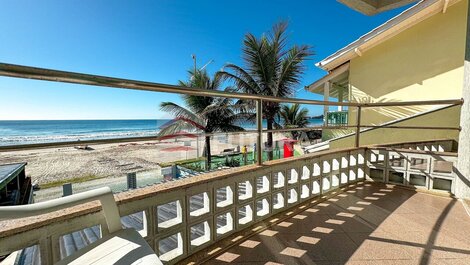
[2,145,458,264]
[366,147,457,194]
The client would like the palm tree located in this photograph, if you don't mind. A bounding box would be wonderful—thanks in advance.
[218,21,313,160]
[278,103,309,139]
[159,69,245,170]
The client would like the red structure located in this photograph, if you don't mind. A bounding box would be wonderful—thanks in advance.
[157,131,197,141]
[282,139,298,158]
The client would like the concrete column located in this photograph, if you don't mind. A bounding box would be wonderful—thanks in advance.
[456,2,470,199]
[324,82,330,125]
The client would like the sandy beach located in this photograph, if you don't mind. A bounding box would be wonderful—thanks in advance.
[0,132,288,186]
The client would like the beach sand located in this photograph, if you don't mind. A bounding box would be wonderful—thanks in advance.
[0,133,288,186]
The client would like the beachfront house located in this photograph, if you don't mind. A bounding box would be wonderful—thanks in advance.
[307,0,466,149]
[3,0,470,264]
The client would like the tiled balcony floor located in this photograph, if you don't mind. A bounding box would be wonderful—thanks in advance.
[206,183,470,265]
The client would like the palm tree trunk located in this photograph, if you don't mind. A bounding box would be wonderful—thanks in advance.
[267,118,273,161]
[205,135,212,170]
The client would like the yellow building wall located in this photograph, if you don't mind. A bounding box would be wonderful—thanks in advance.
[327,0,467,148]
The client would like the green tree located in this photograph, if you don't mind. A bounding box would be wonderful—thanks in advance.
[218,21,313,160]
[278,103,309,139]
[159,69,245,170]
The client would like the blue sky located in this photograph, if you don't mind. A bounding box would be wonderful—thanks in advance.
[0,0,408,120]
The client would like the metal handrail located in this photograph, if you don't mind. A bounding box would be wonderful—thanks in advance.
[0,63,463,107]
[0,124,460,152]
[0,62,464,152]
[263,125,461,133]
[0,187,122,233]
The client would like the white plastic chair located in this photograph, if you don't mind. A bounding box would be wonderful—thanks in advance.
[0,187,162,265]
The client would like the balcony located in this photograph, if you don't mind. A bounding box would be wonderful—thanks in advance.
[1,139,469,264]
[326,111,349,126]
[0,64,467,264]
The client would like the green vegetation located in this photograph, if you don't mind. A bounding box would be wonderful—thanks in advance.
[218,21,314,160]
[159,69,246,170]
[40,174,105,189]
[178,150,302,172]
[278,103,310,139]
[159,21,314,170]
[158,157,205,168]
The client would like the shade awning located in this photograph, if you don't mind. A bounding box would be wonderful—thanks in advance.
[338,0,418,15]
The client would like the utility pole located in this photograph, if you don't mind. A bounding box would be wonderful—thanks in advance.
[191,54,200,159]
[192,54,197,75]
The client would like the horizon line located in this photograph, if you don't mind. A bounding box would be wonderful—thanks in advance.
[0,118,172,121]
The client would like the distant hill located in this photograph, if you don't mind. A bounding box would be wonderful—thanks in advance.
[309,114,324,119]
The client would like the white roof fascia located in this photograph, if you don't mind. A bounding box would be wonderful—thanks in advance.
[306,63,350,93]
[317,0,461,71]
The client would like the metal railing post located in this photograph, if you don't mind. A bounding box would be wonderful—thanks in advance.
[127,172,137,189]
[256,99,263,165]
[62,183,72,197]
[355,106,362,147]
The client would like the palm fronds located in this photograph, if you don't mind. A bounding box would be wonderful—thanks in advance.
[217,21,313,159]
[159,68,250,169]
[278,103,310,139]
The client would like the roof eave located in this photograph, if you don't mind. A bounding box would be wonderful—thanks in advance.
[316,0,461,71]
[306,62,350,96]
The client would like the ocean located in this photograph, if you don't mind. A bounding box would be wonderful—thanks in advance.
[0,119,323,146]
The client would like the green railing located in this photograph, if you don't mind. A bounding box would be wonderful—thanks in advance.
[327,110,348,125]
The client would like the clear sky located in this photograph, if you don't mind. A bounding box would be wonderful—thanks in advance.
[0,0,409,120]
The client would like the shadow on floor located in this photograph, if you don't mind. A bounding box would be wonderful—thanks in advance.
[206,183,470,265]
